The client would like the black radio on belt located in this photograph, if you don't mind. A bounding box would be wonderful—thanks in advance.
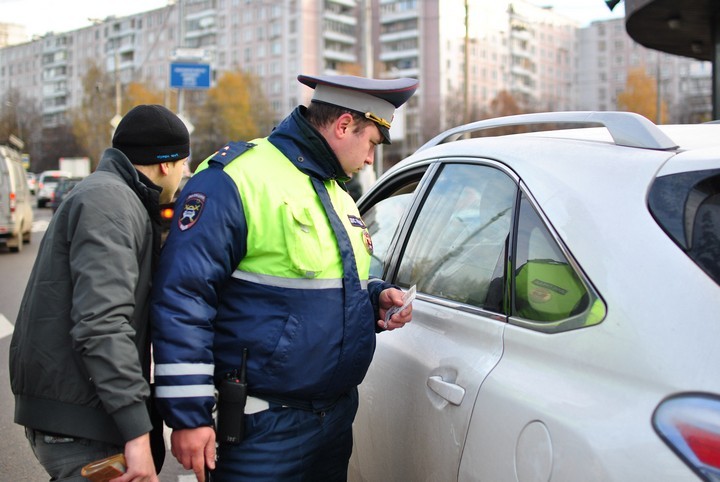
[216,348,248,445]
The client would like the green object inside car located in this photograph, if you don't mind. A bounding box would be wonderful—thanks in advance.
[515,259,588,322]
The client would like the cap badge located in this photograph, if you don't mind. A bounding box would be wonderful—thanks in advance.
[365,112,392,129]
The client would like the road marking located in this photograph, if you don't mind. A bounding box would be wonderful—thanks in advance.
[0,314,13,339]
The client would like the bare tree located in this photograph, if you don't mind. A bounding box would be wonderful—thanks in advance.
[1,88,43,171]
[68,60,116,170]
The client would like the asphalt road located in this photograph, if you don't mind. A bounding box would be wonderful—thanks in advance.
[0,206,196,481]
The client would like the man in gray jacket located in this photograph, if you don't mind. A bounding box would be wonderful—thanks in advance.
[9,104,189,482]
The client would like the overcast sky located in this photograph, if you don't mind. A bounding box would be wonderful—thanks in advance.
[1,0,625,38]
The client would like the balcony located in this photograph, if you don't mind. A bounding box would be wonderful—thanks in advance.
[379,29,419,43]
[327,0,356,9]
[323,49,356,64]
[380,10,419,24]
[324,10,357,26]
[382,66,419,78]
[379,49,419,62]
[186,9,216,35]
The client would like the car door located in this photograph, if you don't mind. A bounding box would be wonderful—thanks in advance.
[350,160,517,481]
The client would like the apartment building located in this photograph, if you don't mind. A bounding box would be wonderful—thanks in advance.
[577,17,712,123]
[373,0,577,161]
[177,0,360,118]
[0,0,713,167]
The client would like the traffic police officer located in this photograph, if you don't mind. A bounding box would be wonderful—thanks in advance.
[151,74,418,481]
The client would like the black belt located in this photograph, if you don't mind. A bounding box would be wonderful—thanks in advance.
[250,393,343,413]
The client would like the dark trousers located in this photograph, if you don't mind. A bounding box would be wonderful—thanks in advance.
[25,427,122,481]
[214,389,358,482]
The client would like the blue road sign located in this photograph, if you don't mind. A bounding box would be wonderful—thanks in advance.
[170,63,211,89]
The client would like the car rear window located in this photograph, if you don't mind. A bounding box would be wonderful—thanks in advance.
[648,168,720,285]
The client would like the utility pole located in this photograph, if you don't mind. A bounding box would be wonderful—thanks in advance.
[115,48,121,121]
[656,61,662,124]
[177,0,185,116]
[110,48,123,141]
[365,0,383,178]
[464,0,470,126]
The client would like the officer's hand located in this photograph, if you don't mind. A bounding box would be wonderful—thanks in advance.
[170,427,216,482]
[378,287,413,331]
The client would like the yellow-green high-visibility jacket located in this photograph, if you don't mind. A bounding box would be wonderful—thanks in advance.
[151,107,392,429]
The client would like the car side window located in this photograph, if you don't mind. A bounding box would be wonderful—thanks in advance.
[363,192,415,278]
[396,164,515,311]
[512,194,605,330]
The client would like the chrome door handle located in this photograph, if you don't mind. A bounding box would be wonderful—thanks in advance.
[427,375,466,405]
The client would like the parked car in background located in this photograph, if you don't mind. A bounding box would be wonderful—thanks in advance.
[25,172,37,195]
[49,177,83,213]
[36,170,71,208]
[0,145,33,252]
[349,112,720,482]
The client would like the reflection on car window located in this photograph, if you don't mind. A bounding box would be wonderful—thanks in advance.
[396,164,515,311]
[364,193,414,278]
[691,192,720,283]
[649,169,720,286]
[513,196,590,322]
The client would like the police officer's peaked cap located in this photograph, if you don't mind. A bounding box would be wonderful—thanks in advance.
[298,74,419,144]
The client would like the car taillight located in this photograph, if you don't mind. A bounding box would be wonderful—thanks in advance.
[9,192,16,213]
[653,393,720,481]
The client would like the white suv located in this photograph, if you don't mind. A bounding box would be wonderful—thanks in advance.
[350,112,720,482]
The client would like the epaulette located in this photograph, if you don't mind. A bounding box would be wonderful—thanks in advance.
[208,141,256,168]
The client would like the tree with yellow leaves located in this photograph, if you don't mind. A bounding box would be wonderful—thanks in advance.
[124,82,164,110]
[188,70,274,165]
[617,67,668,124]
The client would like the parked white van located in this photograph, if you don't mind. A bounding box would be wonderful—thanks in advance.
[0,145,33,252]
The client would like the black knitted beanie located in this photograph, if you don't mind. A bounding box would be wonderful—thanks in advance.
[112,104,190,165]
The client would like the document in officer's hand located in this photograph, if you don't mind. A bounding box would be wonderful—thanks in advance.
[384,284,416,328]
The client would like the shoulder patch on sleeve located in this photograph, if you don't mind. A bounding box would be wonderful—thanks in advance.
[178,193,207,231]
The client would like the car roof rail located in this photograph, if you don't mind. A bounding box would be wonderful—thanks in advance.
[417,111,678,152]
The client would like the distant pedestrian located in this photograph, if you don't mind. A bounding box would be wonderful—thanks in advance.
[9,104,189,482]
